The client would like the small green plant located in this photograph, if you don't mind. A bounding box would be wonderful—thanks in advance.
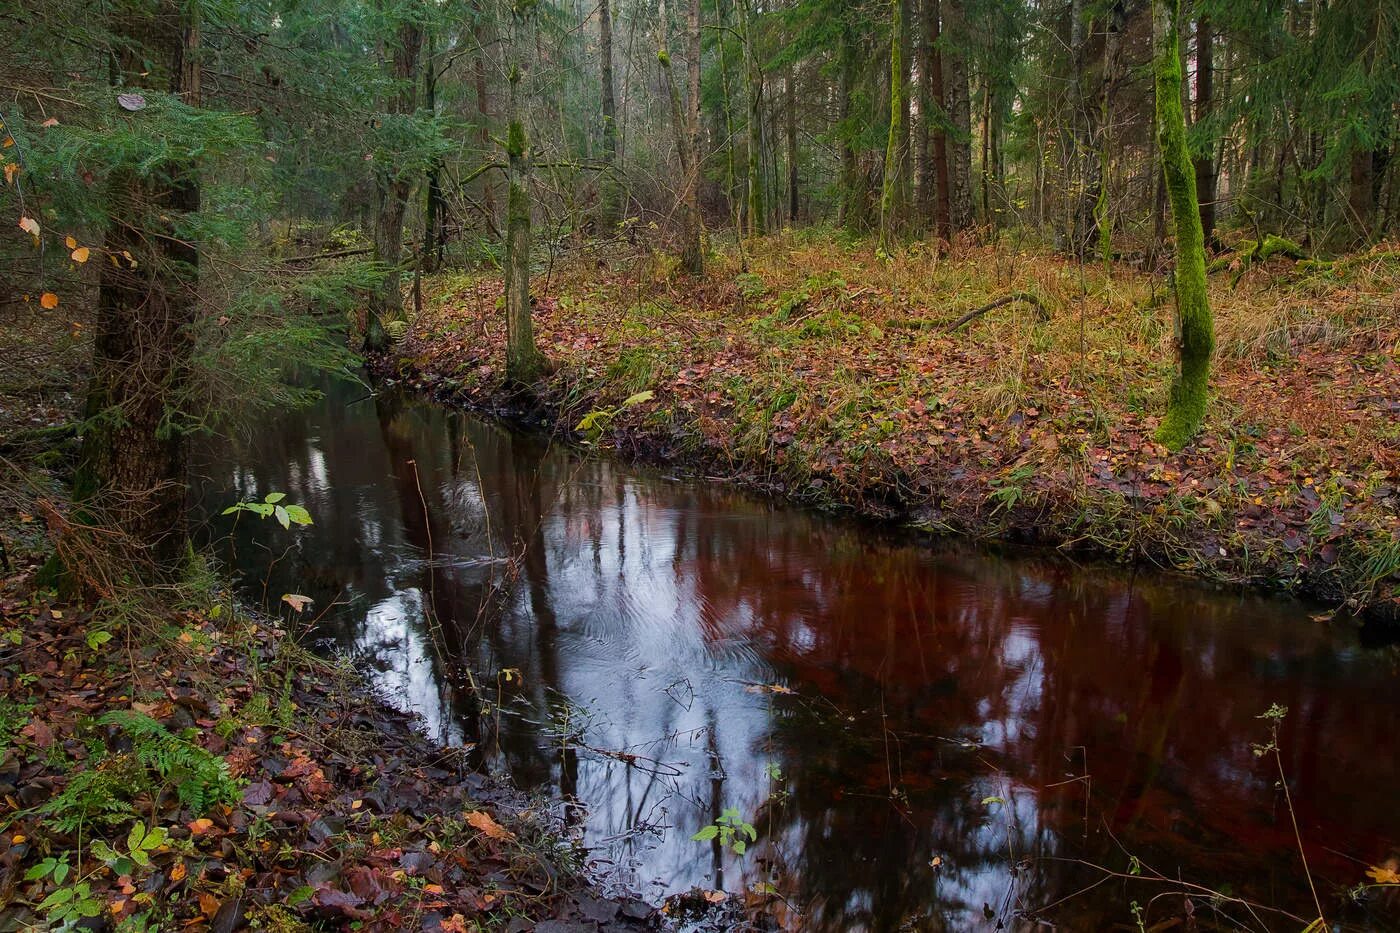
[90,823,170,874]
[36,881,105,929]
[988,465,1037,514]
[222,491,313,530]
[576,390,654,443]
[24,855,72,885]
[38,765,138,833]
[0,697,35,747]
[691,806,757,856]
[735,272,767,300]
[98,710,240,812]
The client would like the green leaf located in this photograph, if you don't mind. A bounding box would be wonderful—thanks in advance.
[732,839,746,855]
[274,505,290,529]
[127,822,146,852]
[282,504,313,525]
[691,825,719,841]
[981,795,1005,806]
[221,505,240,515]
[263,492,286,504]
[620,390,654,409]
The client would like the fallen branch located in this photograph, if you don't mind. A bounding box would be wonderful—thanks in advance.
[280,246,373,264]
[946,292,1049,332]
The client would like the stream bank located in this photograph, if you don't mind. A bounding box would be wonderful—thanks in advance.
[0,561,659,932]
[386,244,1400,621]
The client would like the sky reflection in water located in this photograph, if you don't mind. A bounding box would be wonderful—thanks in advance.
[199,382,1400,931]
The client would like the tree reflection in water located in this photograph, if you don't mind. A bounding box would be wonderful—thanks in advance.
[197,382,1400,932]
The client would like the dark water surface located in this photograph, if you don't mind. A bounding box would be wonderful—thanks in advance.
[197,379,1400,931]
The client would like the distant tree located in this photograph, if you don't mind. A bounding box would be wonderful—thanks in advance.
[504,0,546,384]
[364,6,424,352]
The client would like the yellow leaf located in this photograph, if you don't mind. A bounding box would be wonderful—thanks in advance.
[464,810,514,841]
[3,163,17,184]
[1367,865,1400,885]
[169,861,187,882]
[188,818,214,835]
[65,235,77,249]
[40,292,58,309]
[17,216,39,235]
[281,593,312,612]
[2,137,12,148]
[71,246,90,263]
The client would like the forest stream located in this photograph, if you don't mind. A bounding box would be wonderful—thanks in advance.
[195,377,1400,931]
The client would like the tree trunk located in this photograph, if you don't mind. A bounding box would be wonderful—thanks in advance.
[925,0,951,241]
[915,0,932,225]
[657,0,701,275]
[683,0,703,271]
[1350,149,1376,241]
[79,0,201,567]
[1153,0,1213,451]
[741,0,765,236]
[944,0,972,231]
[785,65,799,223]
[1193,14,1216,248]
[504,2,545,385]
[1067,0,1097,258]
[598,0,620,229]
[879,0,905,251]
[979,77,991,225]
[898,0,913,221]
[423,28,446,273]
[1096,0,1124,267]
[365,16,424,352]
[837,20,861,229]
[473,18,497,225]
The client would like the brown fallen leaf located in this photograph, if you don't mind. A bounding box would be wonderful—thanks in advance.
[464,809,514,841]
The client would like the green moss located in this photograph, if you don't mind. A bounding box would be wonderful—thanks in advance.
[1152,0,1214,452]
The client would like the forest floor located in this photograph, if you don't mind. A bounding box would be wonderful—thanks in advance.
[392,232,1400,619]
[0,562,658,932]
[0,311,661,932]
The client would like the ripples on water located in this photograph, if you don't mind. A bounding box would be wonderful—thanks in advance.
[196,380,1400,931]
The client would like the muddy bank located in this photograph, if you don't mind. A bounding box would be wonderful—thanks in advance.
[382,252,1400,623]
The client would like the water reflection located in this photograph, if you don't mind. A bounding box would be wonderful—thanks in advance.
[196,381,1400,931]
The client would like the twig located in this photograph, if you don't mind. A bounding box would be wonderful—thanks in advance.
[945,292,1050,332]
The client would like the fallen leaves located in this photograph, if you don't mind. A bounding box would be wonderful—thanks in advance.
[1366,865,1400,885]
[464,809,514,842]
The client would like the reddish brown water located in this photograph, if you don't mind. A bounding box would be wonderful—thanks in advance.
[200,382,1400,931]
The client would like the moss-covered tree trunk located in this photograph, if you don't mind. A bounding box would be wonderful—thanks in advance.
[1153,0,1214,451]
[879,0,905,253]
[364,16,423,352]
[503,0,545,385]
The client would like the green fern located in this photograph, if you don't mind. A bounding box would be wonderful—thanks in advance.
[38,765,137,834]
[98,711,240,812]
